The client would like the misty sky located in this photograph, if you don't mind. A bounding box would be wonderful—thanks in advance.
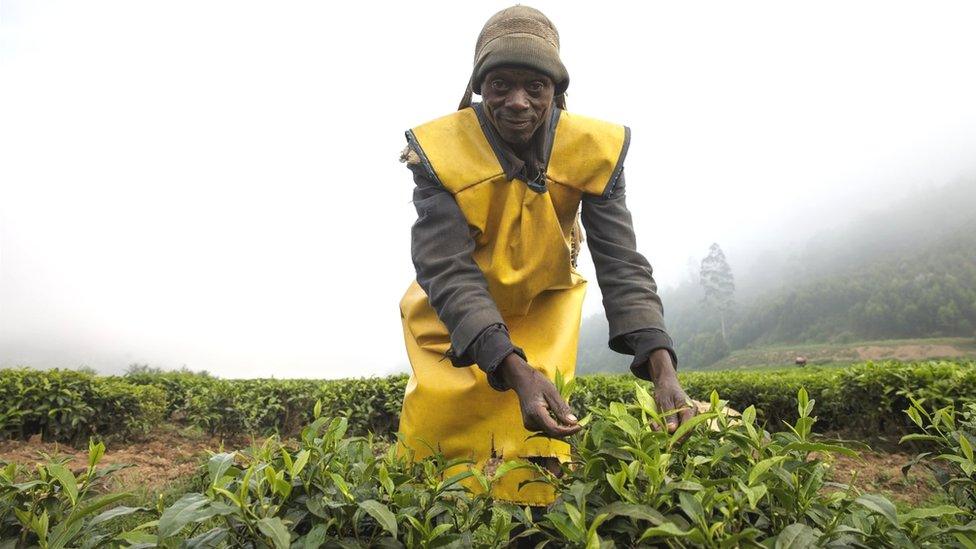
[2,1,975,378]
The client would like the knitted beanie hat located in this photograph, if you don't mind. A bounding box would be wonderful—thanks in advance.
[458,6,569,109]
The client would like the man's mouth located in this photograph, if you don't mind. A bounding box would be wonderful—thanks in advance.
[501,118,532,130]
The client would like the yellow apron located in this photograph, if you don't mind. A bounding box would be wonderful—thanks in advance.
[397,106,629,505]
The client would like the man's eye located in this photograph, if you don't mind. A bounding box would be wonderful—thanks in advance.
[528,82,543,92]
[491,80,509,90]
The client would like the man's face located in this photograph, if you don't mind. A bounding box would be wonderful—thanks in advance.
[481,67,555,148]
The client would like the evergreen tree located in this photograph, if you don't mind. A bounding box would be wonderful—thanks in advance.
[700,243,736,343]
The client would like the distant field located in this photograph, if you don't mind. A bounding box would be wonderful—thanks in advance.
[702,336,976,370]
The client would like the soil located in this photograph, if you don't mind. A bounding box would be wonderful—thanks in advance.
[0,426,246,494]
[827,450,937,506]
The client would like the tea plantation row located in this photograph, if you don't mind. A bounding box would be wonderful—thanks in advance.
[0,361,973,444]
[3,387,975,547]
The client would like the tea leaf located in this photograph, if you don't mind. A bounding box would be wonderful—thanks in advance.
[598,502,665,524]
[47,464,78,506]
[960,434,974,463]
[87,439,105,469]
[207,453,235,485]
[438,470,475,491]
[158,493,215,538]
[184,527,229,548]
[50,492,132,547]
[898,505,964,523]
[782,442,859,458]
[635,383,656,413]
[638,522,692,542]
[360,500,397,538]
[678,491,704,526]
[668,411,716,449]
[855,494,899,526]
[292,449,310,478]
[493,460,534,480]
[749,456,787,486]
[546,512,582,541]
[299,524,328,549]
[378,463,395,495]
[257,517,291,549]
[89,505,145,526]
[774,523,817,549]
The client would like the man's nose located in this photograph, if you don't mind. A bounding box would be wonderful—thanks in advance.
[506,88,531,111]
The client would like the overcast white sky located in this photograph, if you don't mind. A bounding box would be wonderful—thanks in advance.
[2,1,975,378]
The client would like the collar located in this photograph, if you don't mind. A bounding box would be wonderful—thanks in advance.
[472,102,560,186]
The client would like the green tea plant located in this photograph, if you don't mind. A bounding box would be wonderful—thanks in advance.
[0,440,146,548]
[132,402,535,548]
[521,386,974,547]
[3,385,976,547]
[124,373,408,438]
[576,360,976,436]
[5,361,974,443]
[834,360,976,433]
[0,369,165,444]
[123,387,975,547]
[902,400,976,515]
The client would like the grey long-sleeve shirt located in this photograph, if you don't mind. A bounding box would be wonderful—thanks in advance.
[405,109,677,390]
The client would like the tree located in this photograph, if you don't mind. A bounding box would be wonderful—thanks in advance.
[700,243,736,343]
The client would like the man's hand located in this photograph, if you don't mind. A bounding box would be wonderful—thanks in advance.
[646,349,695,432]
[498,353,582,439]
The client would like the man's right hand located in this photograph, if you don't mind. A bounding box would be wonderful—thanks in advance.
[497,353,582,439]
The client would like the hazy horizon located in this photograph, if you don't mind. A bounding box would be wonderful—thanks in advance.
[2,1,975,378]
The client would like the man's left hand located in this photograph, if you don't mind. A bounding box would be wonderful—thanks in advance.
[646,349,695,432]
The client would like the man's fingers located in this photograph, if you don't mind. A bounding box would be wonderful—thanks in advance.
[655,394,679,433]
[530,402,581,439]
[543,391,579,426]
[531,404,562,437]
[678,404,696,426]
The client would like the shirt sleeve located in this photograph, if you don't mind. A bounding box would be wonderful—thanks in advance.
[580,169,679,380]
[406,153,523,391]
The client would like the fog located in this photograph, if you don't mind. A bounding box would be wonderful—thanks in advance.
[2,1,975,378]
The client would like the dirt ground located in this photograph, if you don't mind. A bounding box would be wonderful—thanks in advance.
[827,450,937,506]
[0,426,244,494]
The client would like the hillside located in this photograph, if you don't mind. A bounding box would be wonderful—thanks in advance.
[577,179,976,371]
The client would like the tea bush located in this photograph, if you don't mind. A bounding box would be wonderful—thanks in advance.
[831,361,976,433]
[573,360,976,435]
[130,360,976,438]
[4,386,975,547]
[0,440,147,547]
[123,374,407,437]
[0,369,165,444]
[2,361,974,443]
[902,399,976,513]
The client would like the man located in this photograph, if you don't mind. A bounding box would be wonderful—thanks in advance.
[396,6,694,506]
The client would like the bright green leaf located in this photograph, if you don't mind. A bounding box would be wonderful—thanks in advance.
[47,464,78,506]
